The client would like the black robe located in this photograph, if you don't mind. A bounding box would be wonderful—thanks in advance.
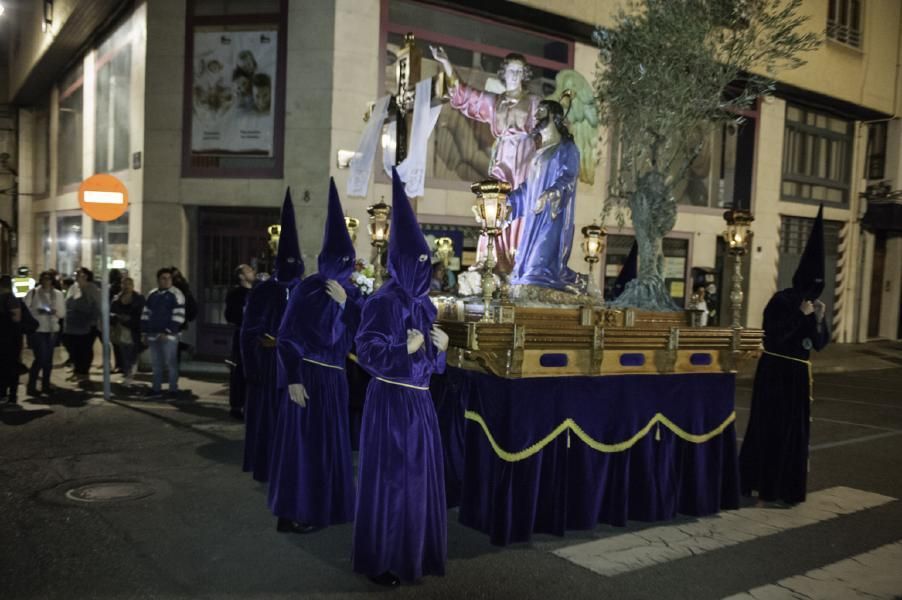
[739,289,830,504]
[224,285,251,411]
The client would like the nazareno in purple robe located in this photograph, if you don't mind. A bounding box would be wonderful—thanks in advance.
[240,189,303,482]
[268,179,361,527]
[352,169,447,581]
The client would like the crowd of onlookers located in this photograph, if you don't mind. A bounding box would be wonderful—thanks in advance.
[0,265,197,404]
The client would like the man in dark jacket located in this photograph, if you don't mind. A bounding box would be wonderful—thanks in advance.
[224,263,255,420]
[1,276,39,403]
[141,268,186,399]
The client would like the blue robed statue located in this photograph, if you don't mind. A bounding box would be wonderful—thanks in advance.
[507,99,580,292]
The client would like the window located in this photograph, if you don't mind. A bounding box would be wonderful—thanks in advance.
[827,0,862,48]
[781,104,852,205]
[95,17,135,174]
[58,66,84,188]
[603,234,689,304]
[383,0,573,184]
[35,215,51,272]
[866,121,887,181]
[778,215,842,324]
[675,123,739,208]
[57,214,83,276]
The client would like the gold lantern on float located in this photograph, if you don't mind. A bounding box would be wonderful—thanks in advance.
[471,180,512,322]
[435,236,454,267]
[722,208,754,330]
[344,215,360,244]
[581,222,606,298]
[367,198,391,289]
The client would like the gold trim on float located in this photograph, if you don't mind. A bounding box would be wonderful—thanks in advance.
[463,410,737,462]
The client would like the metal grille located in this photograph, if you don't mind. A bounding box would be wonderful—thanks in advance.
[827,0,862,48]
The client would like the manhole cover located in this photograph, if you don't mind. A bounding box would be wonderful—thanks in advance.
[64,481,156,504]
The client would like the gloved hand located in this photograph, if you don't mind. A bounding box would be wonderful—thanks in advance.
[430,325,449,352]
[406,329,425,354]
[325,280,347,308]
[288,383,310,408]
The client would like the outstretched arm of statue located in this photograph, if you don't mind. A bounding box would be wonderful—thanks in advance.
[429,45,459,89]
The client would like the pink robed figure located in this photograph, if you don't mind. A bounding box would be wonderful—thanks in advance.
[433,47,540,273]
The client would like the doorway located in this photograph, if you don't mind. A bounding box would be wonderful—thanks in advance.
[194,207,279,360]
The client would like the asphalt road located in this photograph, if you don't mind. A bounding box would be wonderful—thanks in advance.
[2,361,901,599]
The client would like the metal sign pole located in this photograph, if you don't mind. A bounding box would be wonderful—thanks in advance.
[100,222,111,401]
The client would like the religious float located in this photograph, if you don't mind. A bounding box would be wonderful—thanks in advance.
[337,12,817,544]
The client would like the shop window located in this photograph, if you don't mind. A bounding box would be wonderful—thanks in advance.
[781,104,852,205]
[827,0,862,48]
[603,233,689,304]
[383,0,573,185]
[32,103,50,197]
[58,67,84,188]
[95,15,136,174]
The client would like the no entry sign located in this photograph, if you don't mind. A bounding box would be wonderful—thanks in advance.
[78,174,129,221]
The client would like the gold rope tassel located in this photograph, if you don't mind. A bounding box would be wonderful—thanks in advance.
[762,350,814,402]
[655,423,661,442]
[567,429,571,448]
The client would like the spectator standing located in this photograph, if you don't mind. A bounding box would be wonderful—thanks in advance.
[224,263,256,420]
[108,269,124,373]
[111,277,145,386]
[1,276,39,403]
[141,268,186,399]
[64,268,101,383]
[23,271,66,396]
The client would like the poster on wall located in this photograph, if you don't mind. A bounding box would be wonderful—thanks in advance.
[191,29,277,156]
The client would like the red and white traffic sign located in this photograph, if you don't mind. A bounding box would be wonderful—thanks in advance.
[78,174,129,221]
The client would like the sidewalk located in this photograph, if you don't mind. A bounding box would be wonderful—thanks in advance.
[736,339,902,379]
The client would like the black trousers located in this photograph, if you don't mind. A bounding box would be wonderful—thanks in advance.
[67,333,95,376]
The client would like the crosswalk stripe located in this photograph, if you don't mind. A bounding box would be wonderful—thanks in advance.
[552,486,895,577]
[723,540,902,600]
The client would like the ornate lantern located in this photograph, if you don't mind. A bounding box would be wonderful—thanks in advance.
[367,198,391,289]
[471,180,512,322]
[581,222,606,298]
[267,224,281,255]
[722,208,754,330]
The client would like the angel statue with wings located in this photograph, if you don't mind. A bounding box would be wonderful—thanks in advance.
[430,46,598,275]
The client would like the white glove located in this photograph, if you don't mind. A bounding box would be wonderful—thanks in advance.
[325,280,347,307]
[288,383,310,408]
[813,299,826,322]
[406,329,425,354]
[430,325,449,352]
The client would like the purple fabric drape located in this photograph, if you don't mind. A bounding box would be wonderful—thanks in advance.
[435,368,739,546]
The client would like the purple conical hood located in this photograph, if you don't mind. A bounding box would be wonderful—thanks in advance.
[318,178,355,281]
[275,188,304,282]
[388,168,431,297]
[792,204,825,299]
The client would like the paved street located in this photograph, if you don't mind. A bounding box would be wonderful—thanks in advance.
[2,343,902,599]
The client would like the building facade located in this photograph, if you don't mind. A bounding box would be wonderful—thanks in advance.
[4,0,902,359]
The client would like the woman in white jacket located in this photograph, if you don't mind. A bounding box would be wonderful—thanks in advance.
[23,271,66,396]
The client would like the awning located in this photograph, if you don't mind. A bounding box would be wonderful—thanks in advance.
[863,201,902,232]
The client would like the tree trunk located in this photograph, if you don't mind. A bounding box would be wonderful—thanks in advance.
[610,170,681,311]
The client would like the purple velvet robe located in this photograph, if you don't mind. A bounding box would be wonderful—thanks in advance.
[352,282,447,581]
[240,278,294,482]
[268,273,361,526]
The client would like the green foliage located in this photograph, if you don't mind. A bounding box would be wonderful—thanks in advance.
[595,0,821,224]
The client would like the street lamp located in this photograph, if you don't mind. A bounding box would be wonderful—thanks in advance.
[367,198,391,289]
[722,208,754,329]
[581,222,606,298]
[471,180,511,322]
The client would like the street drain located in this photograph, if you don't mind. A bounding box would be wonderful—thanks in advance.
[64,481,156,504]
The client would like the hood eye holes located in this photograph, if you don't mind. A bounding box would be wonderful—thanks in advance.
[418,254,428,262]
[286,257,296,263]
[341,256,350,262]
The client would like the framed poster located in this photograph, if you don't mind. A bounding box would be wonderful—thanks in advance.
[190,29,278,156]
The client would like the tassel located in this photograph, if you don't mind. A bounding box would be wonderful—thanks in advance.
[655,423,661,442]
[567,428,571,449]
